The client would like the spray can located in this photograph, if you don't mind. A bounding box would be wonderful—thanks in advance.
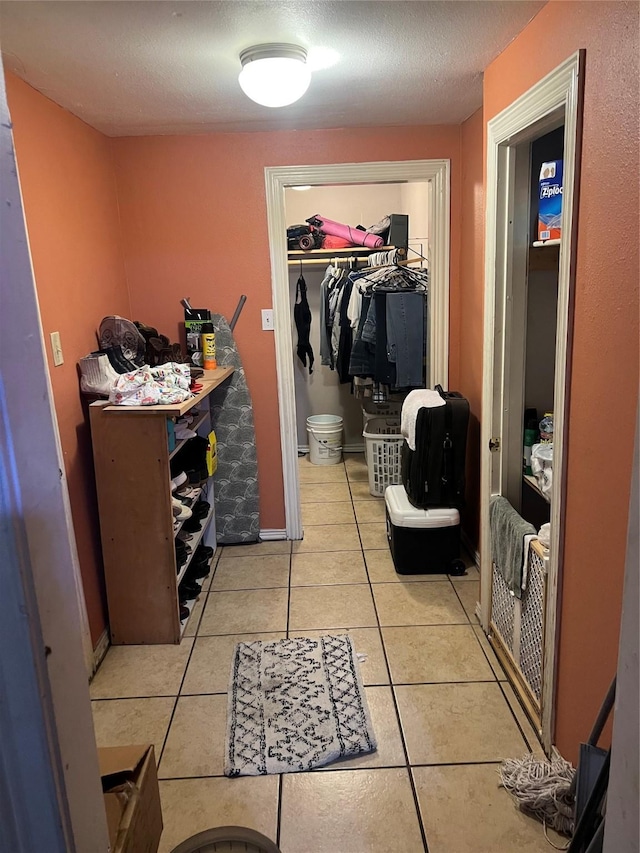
[201,322,216,370]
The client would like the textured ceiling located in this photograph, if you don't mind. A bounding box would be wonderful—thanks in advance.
[0,0,545,136]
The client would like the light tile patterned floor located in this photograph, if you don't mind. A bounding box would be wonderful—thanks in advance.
[91,454,551,853]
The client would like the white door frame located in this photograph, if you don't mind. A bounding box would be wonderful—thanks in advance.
[480,52,583,750]
[265,160,451,540]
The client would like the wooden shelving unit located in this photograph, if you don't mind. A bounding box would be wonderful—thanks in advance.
[89,367,233,644]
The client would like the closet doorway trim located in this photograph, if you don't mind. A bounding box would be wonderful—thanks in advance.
[265,159,450,541]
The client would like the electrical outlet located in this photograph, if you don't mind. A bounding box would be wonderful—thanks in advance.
[261,309,274,331]
[50,331,64,366]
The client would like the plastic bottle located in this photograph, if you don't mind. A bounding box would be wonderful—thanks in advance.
[539,412,554,443]
[201,322,216,370]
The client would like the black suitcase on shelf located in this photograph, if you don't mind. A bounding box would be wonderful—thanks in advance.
[401,385,470,510]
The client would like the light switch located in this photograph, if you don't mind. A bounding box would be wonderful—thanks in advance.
[50,331,64,366]
[261,309,274,331]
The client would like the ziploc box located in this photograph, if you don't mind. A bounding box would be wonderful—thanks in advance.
[538,160,563,242]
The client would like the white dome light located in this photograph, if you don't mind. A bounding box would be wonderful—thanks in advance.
[239,44,311,108]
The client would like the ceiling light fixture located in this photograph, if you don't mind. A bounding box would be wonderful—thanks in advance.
[238,44,311,108]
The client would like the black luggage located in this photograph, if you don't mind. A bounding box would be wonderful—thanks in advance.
[401,385,470,509]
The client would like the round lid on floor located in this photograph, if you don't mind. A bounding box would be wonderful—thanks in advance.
[170,826,281,853]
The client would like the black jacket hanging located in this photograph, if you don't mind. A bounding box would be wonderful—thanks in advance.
[294,274,314,374]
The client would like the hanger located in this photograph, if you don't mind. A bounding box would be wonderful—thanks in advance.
[356,262,428,294]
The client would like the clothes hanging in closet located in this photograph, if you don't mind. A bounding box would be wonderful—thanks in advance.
[294,274,314,374]
[317,262,428,394]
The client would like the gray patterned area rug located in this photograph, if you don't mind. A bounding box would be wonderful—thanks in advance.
[225,635,377,776]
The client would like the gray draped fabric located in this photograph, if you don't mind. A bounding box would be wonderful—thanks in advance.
[208,314,260,543]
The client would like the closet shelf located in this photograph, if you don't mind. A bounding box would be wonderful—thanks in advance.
[523,473,550,503]
[288,245,399,257]
[532,238,561,247]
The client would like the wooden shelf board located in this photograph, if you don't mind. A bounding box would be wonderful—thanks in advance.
[523,473,551,503]
[98,366,234,416]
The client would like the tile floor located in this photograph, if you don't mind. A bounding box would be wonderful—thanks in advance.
[90,453,552,853]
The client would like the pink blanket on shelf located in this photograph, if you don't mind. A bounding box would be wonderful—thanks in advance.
[312,214,384,249]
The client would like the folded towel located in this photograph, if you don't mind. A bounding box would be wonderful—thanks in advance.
[401,389,445,451]
[489,495,537,599]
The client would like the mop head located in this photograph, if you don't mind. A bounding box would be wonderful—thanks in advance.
[500,753,575,836]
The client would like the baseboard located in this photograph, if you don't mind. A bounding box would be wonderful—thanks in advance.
[298,443,365,454]
[259,529,288,541]
[461,529,480,568]
[91,628,110,678]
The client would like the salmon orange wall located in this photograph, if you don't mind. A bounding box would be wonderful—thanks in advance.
[483,1,639,762]
[6,74,131,646]
[111,126,463,531]
[458,108,484,546]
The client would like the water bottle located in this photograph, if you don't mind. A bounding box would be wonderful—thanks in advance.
[539,412,554,443]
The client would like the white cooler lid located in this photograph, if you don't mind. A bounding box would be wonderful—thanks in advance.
[384,485,460,528]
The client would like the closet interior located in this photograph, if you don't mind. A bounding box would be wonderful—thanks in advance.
[285,182,431,456]
[489,124,564,730]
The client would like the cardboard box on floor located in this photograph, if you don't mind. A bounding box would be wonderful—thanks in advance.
[99,744,163,853]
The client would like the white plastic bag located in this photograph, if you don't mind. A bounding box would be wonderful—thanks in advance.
[531,442,553,498]
[538,522,551,548]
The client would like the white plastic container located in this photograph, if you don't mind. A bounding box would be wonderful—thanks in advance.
[306,415,343,465]
[363,417,404,496]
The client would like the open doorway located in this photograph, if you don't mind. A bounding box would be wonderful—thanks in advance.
[480,52,584,751]
[265,160,451,540]
[286,181,430,454]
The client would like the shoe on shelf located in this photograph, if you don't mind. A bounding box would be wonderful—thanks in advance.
[194,544,214,561]
[179,604,190,621]
[178,582,201,602]
[193,501,211,519]
[99,316,146,367]
[101,345,140,375]
[79,352,120,397]
[182,516,202,533]
[175,427,197,441]
[171,471,188,492]
[175,486,200,502]
[176,530,194,543]
[184,561,210,581]
[172,497,193,521]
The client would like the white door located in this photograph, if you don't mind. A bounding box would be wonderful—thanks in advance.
[479,52,584,750]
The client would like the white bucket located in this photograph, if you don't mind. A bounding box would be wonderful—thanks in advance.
[306,415,343,466]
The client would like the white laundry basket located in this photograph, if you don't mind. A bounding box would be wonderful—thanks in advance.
[307,415,343,465]
[363,417,404,496]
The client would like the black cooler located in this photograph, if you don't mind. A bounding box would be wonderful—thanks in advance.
[385,485,464,574]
